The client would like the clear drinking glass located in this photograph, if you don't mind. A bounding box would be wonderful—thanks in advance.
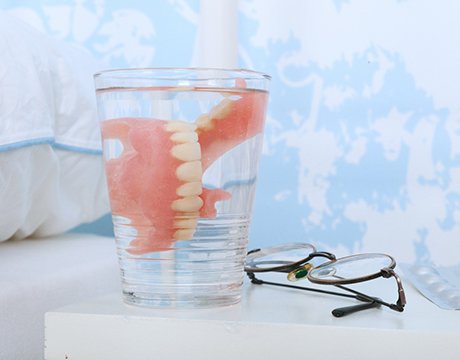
[94,68,270,308]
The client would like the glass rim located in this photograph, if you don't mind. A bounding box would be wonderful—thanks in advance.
[94,67,272,81]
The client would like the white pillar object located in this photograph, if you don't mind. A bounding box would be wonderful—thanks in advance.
[197,0,238,68]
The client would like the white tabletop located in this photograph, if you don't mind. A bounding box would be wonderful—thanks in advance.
[45,272,460,360]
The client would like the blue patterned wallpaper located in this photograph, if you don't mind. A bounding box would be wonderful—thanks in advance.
[239,1,460,268]
[2,0,460,267]
[0,0,199,68]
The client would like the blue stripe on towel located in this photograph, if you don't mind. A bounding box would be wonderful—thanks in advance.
[0,138,102,155]
[53,142,102,155]
[0,137,54,152]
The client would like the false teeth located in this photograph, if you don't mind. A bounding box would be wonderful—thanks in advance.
[176,161,202,182]
[176,181,202,196]
[165,120,197,132]
[170,131,198,143]
[210,98,233,119]
[171,142,201,161]
[171,196,204,212]
[173,228,195,240]
[173,218,198,229]
[196,98,233,131]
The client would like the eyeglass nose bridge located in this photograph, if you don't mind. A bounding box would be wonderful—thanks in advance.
[285,251,336,281]
[310,251,336,261]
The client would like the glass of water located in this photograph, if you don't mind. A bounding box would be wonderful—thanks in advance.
[94,68,270,308]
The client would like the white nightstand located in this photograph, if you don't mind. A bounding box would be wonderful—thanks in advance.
[45,272,460,360]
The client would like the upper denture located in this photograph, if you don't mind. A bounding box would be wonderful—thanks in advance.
[101,88,268,254]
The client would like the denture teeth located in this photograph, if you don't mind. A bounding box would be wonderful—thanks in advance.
[163,119,205,242]
[210,98,233,119]
[173,228,195,240]
[176,161,202,182]
[176,181,202,196]
[196,114,212,130]
[173,218,198,229]
[165,121,197,132]
[176,211,200,218]
[170,131,198,143]
[171,142,201,161]
[171,196,204,212]
[196,98,234,131]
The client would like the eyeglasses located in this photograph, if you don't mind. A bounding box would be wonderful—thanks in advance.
[244,243,406,317]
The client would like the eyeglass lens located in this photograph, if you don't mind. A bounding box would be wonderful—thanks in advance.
[308,253,395,284]
[245,243,316,271]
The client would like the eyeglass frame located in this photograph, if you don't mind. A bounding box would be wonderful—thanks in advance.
[244,243,407,317]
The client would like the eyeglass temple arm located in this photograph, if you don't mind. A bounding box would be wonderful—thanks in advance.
[246,272,357,300]
[246,272,381,317]
[332,300,381,317]
[381,267,407,311]
[335,268,406,313]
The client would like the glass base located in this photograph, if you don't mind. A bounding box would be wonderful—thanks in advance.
[115,215,249,309]
[122,288,242,308]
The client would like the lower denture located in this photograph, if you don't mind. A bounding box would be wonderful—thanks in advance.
[102,118,202,254]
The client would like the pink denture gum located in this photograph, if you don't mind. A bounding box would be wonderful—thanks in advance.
[101,88,268,254]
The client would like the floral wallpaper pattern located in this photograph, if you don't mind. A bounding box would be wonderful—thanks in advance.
[1,0,199,68]
[2,0,460,267]
[239,0,460,268]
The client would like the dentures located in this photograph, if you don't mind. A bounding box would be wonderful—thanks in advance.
[101,88,268,254]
